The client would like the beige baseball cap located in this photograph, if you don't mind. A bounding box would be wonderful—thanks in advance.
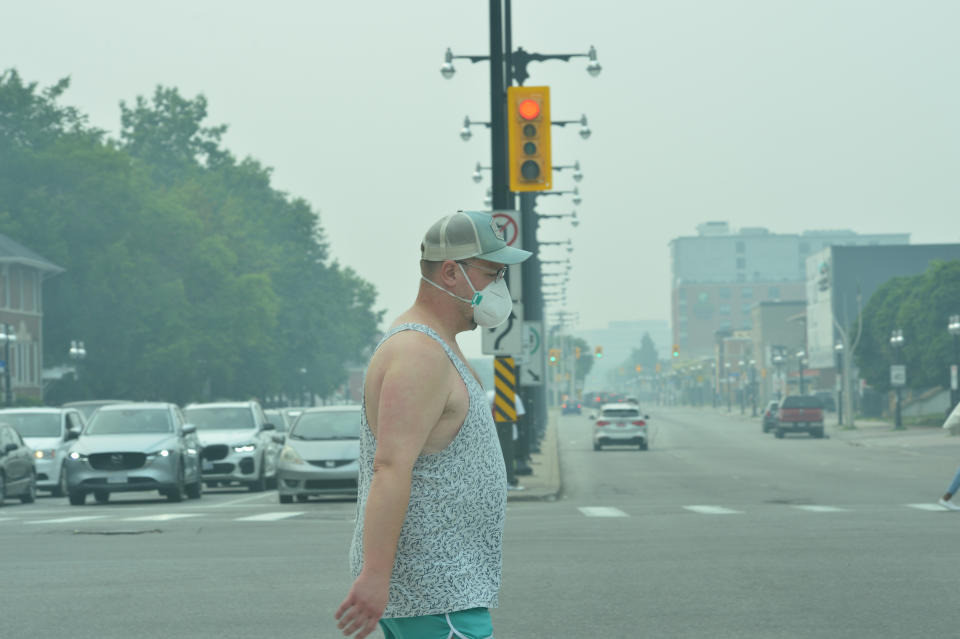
[421,211,532,265]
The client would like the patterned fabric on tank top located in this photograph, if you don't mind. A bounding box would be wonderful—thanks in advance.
[349,323,508,618]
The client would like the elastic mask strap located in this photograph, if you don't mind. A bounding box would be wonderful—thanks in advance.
[421,276,477,306]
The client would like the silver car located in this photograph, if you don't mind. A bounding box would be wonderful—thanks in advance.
[592,402,650,451]
[64,403,202,505]
[0,408,85,495]
[184,401,283,491]
[277,406,360,503]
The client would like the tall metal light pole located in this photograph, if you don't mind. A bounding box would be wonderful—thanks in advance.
[0,324,14,406]
[890,329,905,430]
[69,340,87,382]
[749,359,758,417]
[949,315,960,411]
[796,351,806,395]
[835,342,844,426]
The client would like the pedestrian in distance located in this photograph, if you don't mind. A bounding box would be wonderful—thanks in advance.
[335,211,531,639]
[938,401,960,511]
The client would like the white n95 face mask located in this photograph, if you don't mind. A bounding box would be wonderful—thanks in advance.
[422,263,514,328]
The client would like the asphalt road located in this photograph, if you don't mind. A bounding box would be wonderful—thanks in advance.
[3,408,959,638]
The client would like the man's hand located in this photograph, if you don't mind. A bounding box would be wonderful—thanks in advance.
[335,572,390,638]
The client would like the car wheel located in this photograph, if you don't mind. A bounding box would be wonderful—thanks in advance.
[166,468,186,503]
[186,477,202,500]
[266,474,278,490]
[19,473,37,504]
[279,494,294,504]
[593,442,601,451]
[0,472,6,506]
[812,428,824,439]
[248,461,267,492]
[53,465,68,497]
[640,441,648,451]
[68,490,86,506]
[775,429,784,439]
[93,490,110,504]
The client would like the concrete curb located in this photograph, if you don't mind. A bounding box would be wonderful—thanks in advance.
[507,409,561,502]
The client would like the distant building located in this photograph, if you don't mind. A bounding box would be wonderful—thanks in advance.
[578,320,670,390]
[670,222,909,358]
[750,301,807,404]
[0,234,63,401]
[806,243,960,373]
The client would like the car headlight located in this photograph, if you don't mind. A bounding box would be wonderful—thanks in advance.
[280,445,305,465]
[68,452,87,461]
[34,449,56,459]
[146,449,172,459]
[233,443,256,453]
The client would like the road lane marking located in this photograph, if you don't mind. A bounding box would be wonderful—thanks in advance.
[907,503,949,512]
[234,511,305,521]
[683,506,743,515]
[792,505,847,513]
[122,513,206,521]
[24,516,108,524]
[0,517,18,522]
[578,507,628,518]
[207,493,276,508]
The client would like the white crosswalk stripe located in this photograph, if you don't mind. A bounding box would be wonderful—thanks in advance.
[791,505,848,513]
[234,511,305,521]
[578,507,628,518]
[0,517,18,522]
[122,513,206,522]
[906,503,949,512]
[683,505,742,515]
[24,516,108,524]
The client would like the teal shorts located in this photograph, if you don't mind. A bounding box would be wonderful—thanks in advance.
[379,607,494,639]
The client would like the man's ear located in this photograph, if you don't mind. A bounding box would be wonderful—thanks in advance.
[439,260,460,286]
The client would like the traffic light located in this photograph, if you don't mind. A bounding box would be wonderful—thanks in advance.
[575,347,581,360]
[672,344,680,358]
[635,365,643,373]
[549,348,560,365]
[507,86,552,192]
[595,346,603,359]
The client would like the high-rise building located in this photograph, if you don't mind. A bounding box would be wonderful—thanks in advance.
[670,222,909,359]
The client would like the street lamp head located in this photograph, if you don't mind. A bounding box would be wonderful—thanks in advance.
[472,161,483,183]
[835,342,844,352]
[578,115,591,140]
[586,45,602,77]
[949,314,960,336]
[441,48,456,79]
[459,116,472,141]
[570,211,580,228]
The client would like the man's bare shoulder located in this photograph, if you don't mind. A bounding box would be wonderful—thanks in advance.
[374,330,450,376]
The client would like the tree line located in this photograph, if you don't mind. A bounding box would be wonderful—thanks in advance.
[0,69,383,405]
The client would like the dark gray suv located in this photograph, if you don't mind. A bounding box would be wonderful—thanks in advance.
[0,423,37,505]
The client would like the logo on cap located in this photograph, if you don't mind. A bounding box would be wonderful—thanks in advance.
[491,218,506,242]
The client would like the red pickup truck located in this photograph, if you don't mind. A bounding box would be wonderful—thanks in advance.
[775,395,824,439]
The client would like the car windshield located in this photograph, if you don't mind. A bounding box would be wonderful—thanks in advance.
[0,413,61,438]
[87,409,173,435]
[602,408,641,418]
[184,407,256,431]
[781,396,822,409]
[289,411,360,440]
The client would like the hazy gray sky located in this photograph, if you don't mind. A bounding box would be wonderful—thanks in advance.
[5,1,959,358]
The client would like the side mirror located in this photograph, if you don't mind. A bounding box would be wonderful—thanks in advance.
[589,413,597,420]
[272,434,285,444]
[262,423,276,432]
[182,423,197,435]
[65,429,81,441]
[4,442,17,453]
[645,415,650,420]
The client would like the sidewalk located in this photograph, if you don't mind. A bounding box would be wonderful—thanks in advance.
[507,409,561,502]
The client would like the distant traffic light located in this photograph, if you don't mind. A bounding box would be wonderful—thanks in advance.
[595,346,603,359]
[575,346,581,360]
[672,344,680,358]
[635,365,643,373]
[549,348,560,365]
[507,86,552,192]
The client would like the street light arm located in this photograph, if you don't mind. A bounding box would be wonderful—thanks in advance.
[511,46,595,85]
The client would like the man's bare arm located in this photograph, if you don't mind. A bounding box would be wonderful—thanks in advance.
[336,335,450,637]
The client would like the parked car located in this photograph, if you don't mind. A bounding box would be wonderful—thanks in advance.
[61,400,128,422]
[277,406,360,502]
[0,407,85,495]
[591,403,650,451]
[813,390,837,412]
[775,395,825,438]
[560,401,582,415]
[761,401,779,434]
[184,401,284,491]
[0,422,37,505]
[64,403,202,504]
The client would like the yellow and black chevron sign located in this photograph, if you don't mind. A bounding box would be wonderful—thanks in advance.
[493,356,517,423]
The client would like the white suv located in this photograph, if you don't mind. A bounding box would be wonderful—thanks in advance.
[592,403,649,451]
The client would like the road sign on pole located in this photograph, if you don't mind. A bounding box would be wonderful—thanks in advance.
[491,209,522,302]
[890,365,907,387]
[481,302,524,356]
[951,365,958,391]
[520,321,544,386]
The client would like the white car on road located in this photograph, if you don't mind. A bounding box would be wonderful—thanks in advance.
[592,403,650,451]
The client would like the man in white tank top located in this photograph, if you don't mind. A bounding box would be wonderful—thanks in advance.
[336,211,530,639]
